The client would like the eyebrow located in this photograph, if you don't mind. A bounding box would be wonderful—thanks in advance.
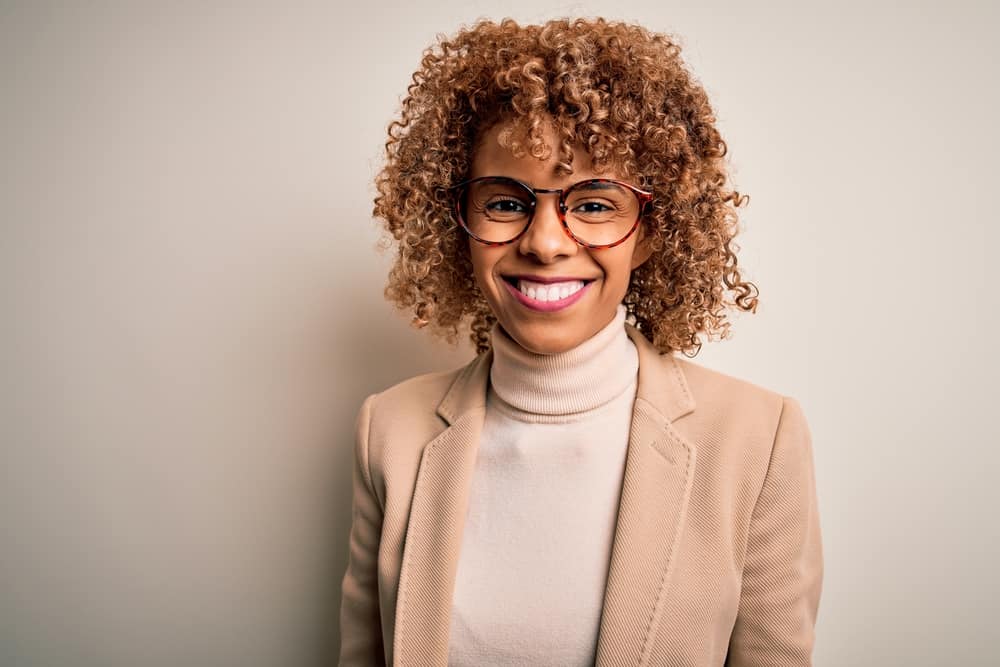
[478,177,622,191]
[572,180,621,190]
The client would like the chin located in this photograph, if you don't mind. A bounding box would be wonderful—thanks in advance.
[504,323,582,355]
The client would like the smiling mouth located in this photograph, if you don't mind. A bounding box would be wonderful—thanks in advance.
[501,275,596,307]
[505,277,585,301]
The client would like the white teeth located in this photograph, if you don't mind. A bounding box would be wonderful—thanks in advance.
[516,278,585,301]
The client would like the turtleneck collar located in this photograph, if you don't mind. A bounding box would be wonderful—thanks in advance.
[488,303,638,416]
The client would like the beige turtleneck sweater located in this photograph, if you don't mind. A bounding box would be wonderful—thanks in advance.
[447,304,639,666]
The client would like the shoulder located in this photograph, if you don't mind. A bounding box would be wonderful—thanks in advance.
[363,361,470,432]
[674,355,786,411]
[629,325,793,433]
[665,354,803,453]
[354,355,482,470]
[659,356,815,528]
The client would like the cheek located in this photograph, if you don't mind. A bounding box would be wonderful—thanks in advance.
[467,242,487,276]
[467,244,501,288]
[598,249,639,289]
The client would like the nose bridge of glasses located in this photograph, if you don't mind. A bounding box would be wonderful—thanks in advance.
[527,187,567,225]
[529,187,566,215]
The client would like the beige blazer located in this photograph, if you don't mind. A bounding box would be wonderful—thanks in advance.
[339,325,823,666]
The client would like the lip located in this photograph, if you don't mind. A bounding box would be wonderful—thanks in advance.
[501,276,594,312]
[502,273,594,284]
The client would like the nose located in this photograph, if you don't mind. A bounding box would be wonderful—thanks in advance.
[517,192,577,263]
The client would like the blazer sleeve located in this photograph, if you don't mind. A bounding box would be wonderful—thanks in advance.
[338,394,387,666]
[725,396,824,666]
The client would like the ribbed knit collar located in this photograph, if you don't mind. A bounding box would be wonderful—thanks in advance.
[488,303,638,416]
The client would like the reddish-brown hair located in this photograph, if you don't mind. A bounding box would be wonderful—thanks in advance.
[373,17,759,356]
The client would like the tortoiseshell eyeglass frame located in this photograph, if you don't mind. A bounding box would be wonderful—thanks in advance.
[447,176,654,249]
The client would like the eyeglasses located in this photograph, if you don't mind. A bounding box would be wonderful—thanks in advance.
[448,176,653,249]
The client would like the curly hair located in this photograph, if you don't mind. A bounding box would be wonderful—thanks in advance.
[373,17,759,357]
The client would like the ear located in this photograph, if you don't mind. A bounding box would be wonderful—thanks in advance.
[629,225,655,270]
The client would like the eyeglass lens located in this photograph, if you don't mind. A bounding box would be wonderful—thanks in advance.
[458,177,641,246]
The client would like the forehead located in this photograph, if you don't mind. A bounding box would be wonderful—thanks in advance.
[469,118,603,185]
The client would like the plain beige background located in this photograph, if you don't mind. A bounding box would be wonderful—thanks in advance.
[2,1,997,665]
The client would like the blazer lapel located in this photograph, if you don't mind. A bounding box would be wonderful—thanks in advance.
[392,349,492,666]
[595,325,698,666]
[392,325,698,666]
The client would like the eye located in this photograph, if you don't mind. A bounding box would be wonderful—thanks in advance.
[572,201,614,214]
[486,197,529,213]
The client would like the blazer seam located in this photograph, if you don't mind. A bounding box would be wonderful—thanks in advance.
[638,426,696,663]
[359,393,382,512]
[740,394,787,570]
[438,357,480,422]
[667,354,694,408]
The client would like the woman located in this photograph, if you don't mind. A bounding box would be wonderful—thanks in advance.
[339,17,823,667]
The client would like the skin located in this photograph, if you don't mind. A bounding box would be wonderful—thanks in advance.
[468,119,654,354]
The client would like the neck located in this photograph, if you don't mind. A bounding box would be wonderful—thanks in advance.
[488,304,638,416]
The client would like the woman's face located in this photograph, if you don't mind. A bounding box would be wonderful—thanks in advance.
[467,119,653,355]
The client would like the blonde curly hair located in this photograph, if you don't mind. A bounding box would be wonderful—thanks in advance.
[373,17,759,357]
